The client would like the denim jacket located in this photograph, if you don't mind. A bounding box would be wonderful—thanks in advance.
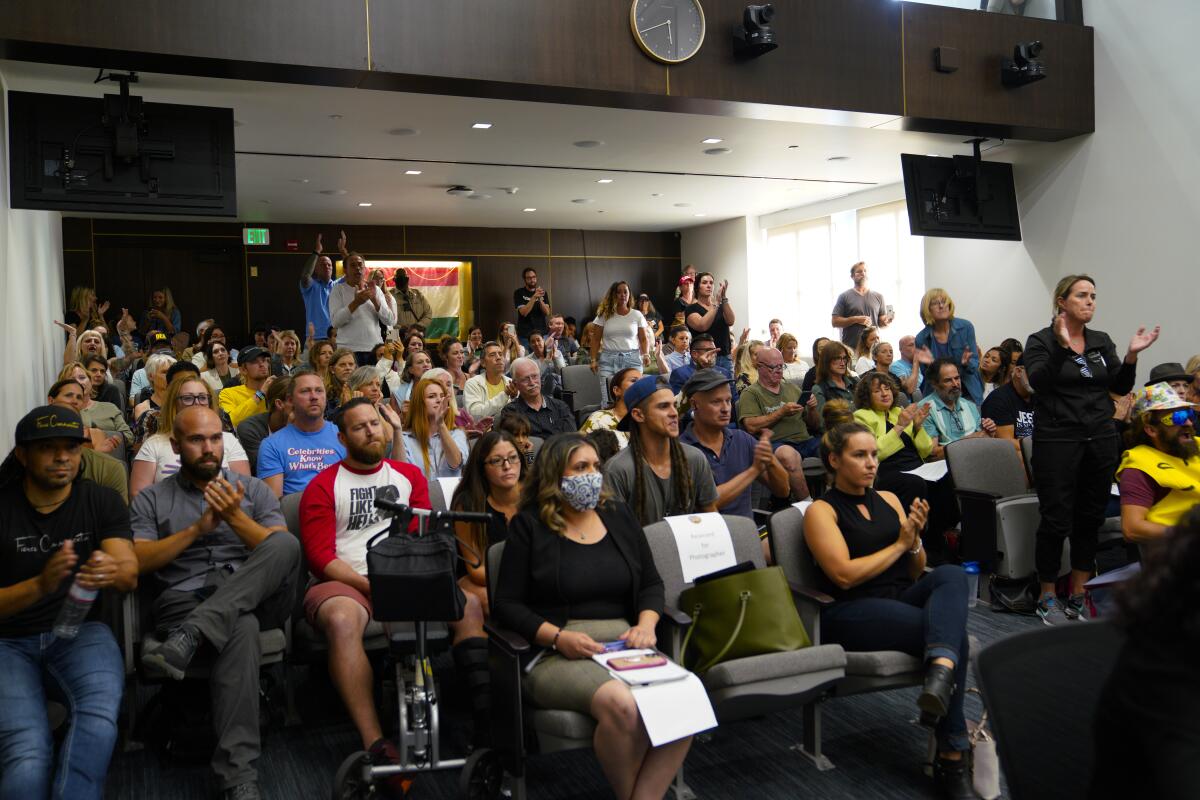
[915,318,983,404]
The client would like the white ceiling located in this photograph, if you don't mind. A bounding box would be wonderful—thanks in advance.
[0,60,1032,231]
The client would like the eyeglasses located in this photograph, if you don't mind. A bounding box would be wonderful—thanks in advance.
[178,394,210,407]
[1159,408,1197,427]
[831,356,848,363]
[758,363,784,372]
[485,455,523,468]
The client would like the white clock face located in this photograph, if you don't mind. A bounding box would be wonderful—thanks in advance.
[631,0,706,64]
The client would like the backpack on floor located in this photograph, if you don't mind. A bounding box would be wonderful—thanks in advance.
[987,573,1040,615]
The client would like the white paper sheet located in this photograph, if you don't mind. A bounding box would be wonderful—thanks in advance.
[1110,482,1120,497]
[631,675,718,746]
[592,649,691,686]
[437,477,461,506]
[792,499,814,514]
[903,460,949,482]
[665,512,736,583]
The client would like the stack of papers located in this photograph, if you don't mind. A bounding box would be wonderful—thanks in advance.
[592,648,717,745]
[592,648,690,686]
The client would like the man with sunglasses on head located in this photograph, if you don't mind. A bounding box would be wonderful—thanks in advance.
[1116,383,1200,543]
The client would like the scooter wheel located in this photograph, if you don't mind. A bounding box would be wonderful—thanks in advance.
[459,747,503,800]
[333,750,374,799]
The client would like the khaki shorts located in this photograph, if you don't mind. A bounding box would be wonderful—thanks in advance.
[524,619,631,715]
[303,580,372,627]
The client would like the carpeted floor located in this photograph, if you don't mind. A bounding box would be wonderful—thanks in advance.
[104,598,1056,800]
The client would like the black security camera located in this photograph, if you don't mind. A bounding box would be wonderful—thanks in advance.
[1001,40,1046,88]
[733,4,778,59]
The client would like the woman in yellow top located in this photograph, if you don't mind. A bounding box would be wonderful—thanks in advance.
[852,371,934,516]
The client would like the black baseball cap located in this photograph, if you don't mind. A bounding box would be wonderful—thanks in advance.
[147,330,171,350]
[15,406,87,445]
[237,346,271,366]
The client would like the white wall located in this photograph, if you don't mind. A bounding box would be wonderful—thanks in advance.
[679,216,754,342]
[0,69,66,453]
[926,0,1200,374]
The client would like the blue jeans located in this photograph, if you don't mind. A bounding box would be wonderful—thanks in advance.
[820,565,971,752]
[716,354,734,375]
[597,349,642,406]
[0,622,124,799]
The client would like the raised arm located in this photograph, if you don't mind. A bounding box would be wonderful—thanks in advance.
[299,234,322,288]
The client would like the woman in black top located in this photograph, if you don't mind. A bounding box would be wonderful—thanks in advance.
[685,272,735,374]
[1024,274,1159,623]
[805,423,975,799]
[493,433,689,800]
[452,431,524,616]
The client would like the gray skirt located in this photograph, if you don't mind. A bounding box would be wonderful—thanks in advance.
[524,619,631,715]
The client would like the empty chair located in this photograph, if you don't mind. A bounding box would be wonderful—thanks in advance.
[769,504,923,767]
[945,436,1067,579]
[643,514,847,770]
[977,622,1125,800]
[561,364,603,425]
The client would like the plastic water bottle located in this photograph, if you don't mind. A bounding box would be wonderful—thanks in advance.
[962,561,981,609]
[52,577,98,640]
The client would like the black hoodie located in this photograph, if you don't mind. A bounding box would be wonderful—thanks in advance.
[1024,325,1136,442]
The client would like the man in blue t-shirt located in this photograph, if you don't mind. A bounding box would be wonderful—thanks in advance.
[299,233,340,342]
[258,370,345,496]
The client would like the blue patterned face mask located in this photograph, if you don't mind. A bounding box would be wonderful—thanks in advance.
[561,472,603,511]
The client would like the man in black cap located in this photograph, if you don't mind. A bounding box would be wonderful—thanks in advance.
[0,406,137,797]
[679,369,791,524]
[391,267,433,331]
[602,375,718,525]
[219,346,275,427]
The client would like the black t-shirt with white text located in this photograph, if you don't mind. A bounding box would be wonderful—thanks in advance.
[981,383,1035,439]
[0,480,131,638]
[513,288,551,339]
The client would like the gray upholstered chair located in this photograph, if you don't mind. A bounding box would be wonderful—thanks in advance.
[945,437,1068,580]
[769,503,925,766]
[643,514,847,772]
[560,364,603,425]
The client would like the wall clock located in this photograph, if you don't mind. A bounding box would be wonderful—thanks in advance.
[630,0,706,64]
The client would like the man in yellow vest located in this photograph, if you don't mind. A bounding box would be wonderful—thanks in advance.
[1116,382,1200,542]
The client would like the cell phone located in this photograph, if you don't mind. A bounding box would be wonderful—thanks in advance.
[886,304,894,316]
[799,390,813,405]
[609,654,667,671]
[601,640,628,653]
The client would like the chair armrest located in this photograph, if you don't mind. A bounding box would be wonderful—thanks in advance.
[561,389,576,411]
[661,605,692,627]
[955,488,1002,502]
[788,581,835,606]
[484,621,531,655]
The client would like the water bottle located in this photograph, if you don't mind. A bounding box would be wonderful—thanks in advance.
[52,577,98,640]
[962,561,981,609]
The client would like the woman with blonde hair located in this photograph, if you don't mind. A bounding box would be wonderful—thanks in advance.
[65,285,109,331]
[272,329,302,376]
[425,367,492,437]
[914,288,983,404]
[140,286,181,336]
[130,372,250,495]
[308,340,335,383]
[493,432,690,800]
[590,280,651,405]
[59,360,131,446]
[853,326,881,375]
[734,339,764,393]
[778,333,807,384]
[399,377,467,479]
[131,353,177,448]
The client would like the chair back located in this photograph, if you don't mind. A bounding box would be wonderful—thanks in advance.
[486,541,506,611]
[528,436,544,461]
[642,515,764,610]
[977,622,1125,800]
[768,505,823,632]
[1019,436,1035,486]
[561,365,602,410]
[945,437,1030,497]
[429,479,449,512]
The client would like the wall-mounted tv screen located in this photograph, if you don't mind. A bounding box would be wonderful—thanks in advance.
[900,153,1021,241]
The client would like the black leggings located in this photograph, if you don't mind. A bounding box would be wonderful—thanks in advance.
[1032,437,1118,583]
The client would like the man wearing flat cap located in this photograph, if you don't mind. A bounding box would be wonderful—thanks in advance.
[0,406,138,797]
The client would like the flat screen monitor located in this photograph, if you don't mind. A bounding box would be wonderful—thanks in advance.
[900,153,1021,241]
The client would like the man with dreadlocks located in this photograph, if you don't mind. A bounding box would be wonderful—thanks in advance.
[602,375,718,525]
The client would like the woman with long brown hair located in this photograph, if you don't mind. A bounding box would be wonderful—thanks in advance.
[399,377,467,479]
[324,348,357,420]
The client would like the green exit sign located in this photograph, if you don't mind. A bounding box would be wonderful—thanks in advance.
[243,228,270,246]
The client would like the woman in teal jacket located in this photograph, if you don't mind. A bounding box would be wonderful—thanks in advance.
[914,289,983,404]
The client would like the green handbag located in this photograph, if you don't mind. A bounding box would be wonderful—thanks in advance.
[678,565,812,674]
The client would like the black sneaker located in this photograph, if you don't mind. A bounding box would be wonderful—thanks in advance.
[1064,593,1088,621]
[223,781,261,800]
[917,663,956,722]
[1035,594,1065,626]
[142,624,201,680]
[933,752,978,799]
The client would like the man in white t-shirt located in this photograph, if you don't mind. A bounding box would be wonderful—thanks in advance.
[299,400,489,773]
[328,252,396,366]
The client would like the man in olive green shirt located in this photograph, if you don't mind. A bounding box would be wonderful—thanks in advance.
[737,347,818,501]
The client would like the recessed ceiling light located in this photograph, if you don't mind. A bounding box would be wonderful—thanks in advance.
[787,144,800,150]
[471,122,493,129]
[703,147,732,155]
[388,127,420,136]
[827,156,850,162]
[596,178,613,184]
[523,208,537,212]
[572,198,594,204]
[573,140,605,148]
[328,114,343,120]
[693,213,707,217]
[673,202,692,208]
[404,169,422,175]
[701,137,723,144]
[358,202,373,207]
[320,189,348,196]
[290,178,310,184]
[651,193,662,197]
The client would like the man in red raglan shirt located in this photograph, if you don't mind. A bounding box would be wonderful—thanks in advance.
[299,399,489,784]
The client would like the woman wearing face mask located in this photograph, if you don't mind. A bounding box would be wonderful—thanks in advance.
[452,431,524,616]
[494,433,690,800]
